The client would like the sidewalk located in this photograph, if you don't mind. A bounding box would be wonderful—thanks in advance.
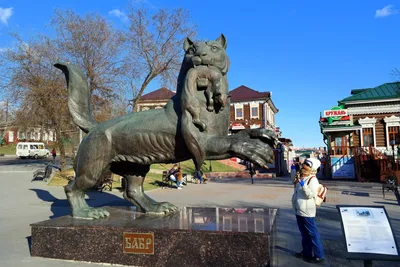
[1,171,400,266]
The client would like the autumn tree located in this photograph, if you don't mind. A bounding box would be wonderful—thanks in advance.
[51,9,127,121]
[124,5,197,111]
[1,33,71,169]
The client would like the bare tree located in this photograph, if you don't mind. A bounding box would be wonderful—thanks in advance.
[124,5,197,111]
[391,68,400,81]
[2,33,71,169]
[51,9,127,121]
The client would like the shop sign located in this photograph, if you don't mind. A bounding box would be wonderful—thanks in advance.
[323,105,349,124]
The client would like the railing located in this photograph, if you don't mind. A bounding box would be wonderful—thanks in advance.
[330,146,354,156]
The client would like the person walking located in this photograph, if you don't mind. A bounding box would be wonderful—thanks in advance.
[290,161,297,182]
[51,148,57,163]
[292,158,325,264]
[249,162,255,184]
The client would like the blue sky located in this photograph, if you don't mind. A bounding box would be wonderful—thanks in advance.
[1,1,400,148]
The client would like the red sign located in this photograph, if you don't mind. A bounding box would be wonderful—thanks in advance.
[123,232,154,255]
[323,109,348,118]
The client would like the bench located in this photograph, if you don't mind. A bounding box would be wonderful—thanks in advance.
[90,173,113,192]
[162,171,173,189]
[382,175,400,204]
[32,164,61,182]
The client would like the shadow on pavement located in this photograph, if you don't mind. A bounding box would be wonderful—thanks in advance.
[374,201,400,206]
[29,189,130,219]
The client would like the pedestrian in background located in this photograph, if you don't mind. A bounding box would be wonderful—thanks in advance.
[51,148,57,163]
[292,158,325,264]
[249,162,256,184]
[290,161,297,182]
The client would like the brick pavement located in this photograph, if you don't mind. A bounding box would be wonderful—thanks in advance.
[2,170,400,266]
[147,177,400,267]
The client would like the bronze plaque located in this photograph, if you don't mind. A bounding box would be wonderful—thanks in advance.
[123,232,154,255]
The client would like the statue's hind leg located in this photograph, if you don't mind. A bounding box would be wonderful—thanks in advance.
[123,169,179,215]
[64,172,110,219]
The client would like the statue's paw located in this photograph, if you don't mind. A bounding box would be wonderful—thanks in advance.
[73,207,110,220]
[231,138,275,168]
[145,201,179,216]
[248,128,278,148]
[193,120,207,131]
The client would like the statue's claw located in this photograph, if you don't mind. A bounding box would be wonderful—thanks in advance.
[145,202,180,215]
[247,128,278,148]
[73,207,110,220]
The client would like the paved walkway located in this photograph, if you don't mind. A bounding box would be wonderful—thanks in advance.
[1,170,400,266]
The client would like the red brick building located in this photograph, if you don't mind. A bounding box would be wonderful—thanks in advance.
[136,87,175,112]
[136,86,280,136]
[229,85,279,135]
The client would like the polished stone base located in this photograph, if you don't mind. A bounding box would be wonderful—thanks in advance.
[31,206,277,267]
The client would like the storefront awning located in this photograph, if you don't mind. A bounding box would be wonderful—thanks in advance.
[322,125,361,133]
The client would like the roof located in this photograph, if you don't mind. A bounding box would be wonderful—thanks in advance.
[350,89,370,95]
[340,82,400,103]
[140,87,175,101]
[230,85,278,113]
[229,85,270,101]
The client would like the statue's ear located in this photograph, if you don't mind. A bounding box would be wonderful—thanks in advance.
[216,34,227,49]
[184,37,194,51]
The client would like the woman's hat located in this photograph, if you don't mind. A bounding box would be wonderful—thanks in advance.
[304,158,321,171]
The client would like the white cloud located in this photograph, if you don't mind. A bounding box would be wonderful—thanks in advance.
[0,7,13,25]
[108,9,128,22]
[375,5,399,18]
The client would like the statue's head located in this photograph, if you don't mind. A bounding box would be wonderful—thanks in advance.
[183,34,230,75]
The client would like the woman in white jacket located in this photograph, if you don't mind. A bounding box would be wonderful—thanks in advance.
[292,158,325,264]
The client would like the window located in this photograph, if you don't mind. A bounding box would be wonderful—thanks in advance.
[363,128,374,147]
[18,145,22,149]
[236,108,243,119]
[334,136,347,155]
[251,107,258,118]
[388,126,400,145]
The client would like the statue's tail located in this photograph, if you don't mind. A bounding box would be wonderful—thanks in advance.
[54,63,97,133]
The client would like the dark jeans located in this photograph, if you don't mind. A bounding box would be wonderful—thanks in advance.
[296,215,325,259]
[195,170,203,183]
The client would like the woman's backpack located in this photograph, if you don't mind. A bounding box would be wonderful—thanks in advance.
[307,176,328,207]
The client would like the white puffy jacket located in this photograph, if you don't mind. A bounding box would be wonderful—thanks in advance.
[291,175,319,217]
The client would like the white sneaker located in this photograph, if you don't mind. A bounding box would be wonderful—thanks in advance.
[177,187,182,190]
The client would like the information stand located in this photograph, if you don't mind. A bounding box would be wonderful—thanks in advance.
[337,205,400,266]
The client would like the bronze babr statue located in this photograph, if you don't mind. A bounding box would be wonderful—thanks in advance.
[55,34,277,219]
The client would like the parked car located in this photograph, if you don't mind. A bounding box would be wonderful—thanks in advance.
[16,142,50,159]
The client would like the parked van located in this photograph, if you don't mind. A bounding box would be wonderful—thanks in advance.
[16,142,50,159]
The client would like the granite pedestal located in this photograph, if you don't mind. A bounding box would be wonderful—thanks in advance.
[31,206,277,267]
